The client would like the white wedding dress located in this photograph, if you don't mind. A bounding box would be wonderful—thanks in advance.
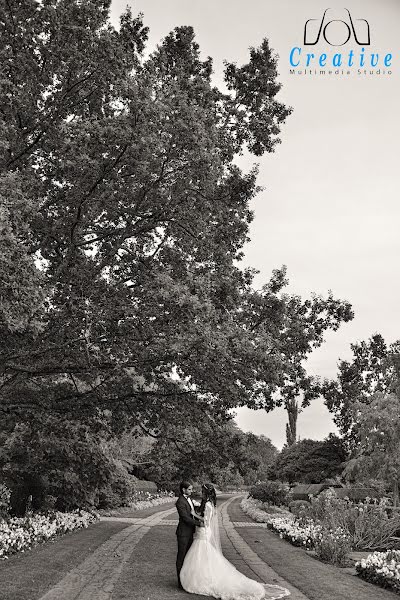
[180,501,290,600]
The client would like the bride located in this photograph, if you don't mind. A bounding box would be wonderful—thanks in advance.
[180,484,290,600]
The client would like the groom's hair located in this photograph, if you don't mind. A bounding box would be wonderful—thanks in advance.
[179,480,192,494]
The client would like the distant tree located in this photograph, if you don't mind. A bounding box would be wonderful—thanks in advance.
[322,334,400,448]
[344,392,400,507]
[273,293,354,446]
[269,435,347,484]
[141,422,277,489]
[241,432,278,484]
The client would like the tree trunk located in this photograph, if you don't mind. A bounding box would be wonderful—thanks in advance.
[285,398,298,446]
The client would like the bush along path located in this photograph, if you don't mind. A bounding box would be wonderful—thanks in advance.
[229,496,398,600]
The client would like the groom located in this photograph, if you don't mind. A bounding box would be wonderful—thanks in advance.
[175,480,204,589]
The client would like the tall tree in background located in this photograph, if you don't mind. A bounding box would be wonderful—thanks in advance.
[322,334,400,448]
[249,286,353,446]
[142,422,278,489]
[281,293,353,446]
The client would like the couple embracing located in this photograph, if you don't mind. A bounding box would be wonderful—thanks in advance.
[175,481,290,600]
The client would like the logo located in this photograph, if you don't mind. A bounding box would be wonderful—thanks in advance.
[288,6,393,76]
[304,8,370,46]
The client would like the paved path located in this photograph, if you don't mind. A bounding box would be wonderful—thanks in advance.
[39,507,177,600]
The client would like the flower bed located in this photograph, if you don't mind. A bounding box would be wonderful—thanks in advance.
[356,550,400,593]
[128,490,176,509]
[240,496,290,523]
[270,516,322,549]
[100,490,177,515]
[240,496,350,563]
[0,510,98,559]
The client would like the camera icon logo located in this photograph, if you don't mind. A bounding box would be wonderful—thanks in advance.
[304,8,370,46]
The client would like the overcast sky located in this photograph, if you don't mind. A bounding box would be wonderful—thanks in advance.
[110,0,400,449]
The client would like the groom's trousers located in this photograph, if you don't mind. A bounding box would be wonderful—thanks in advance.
[176,534,193,585]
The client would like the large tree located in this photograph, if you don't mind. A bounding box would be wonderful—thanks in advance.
[0,0,293,438]
[0,0,354,477]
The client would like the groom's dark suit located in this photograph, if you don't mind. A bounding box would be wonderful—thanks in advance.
[175,494,202,587]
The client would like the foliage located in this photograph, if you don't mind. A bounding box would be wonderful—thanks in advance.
[249,480,289,506]
[313,527,351,566]
[242,495,350,565]
[0,0,355,450]
[240,433,278,484]
[288,500,311,516]
[322,334,400,448]
[0,417,119,512]
[301,489,400,550]
[269,435,347,484]
[0,1,356,504]
[271,294,354,446]
[0,0,295,440]
[138,422,277,491]
[96,462,135,509]
[344,392,400,506]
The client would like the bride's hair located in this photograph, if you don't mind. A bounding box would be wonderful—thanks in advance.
[200,483,217,515]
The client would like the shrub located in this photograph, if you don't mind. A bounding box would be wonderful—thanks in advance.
[314,527,352,566]
[307,489,400,550]
[97,465,134,509]
[289,499,310,516]
[249,481,289,506]
[1,419,120,512]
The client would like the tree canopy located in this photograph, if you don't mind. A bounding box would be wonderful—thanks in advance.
[0,2,355,504]
[138,423,278,490]
[0,0,295,436]
[269,435,347,484]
